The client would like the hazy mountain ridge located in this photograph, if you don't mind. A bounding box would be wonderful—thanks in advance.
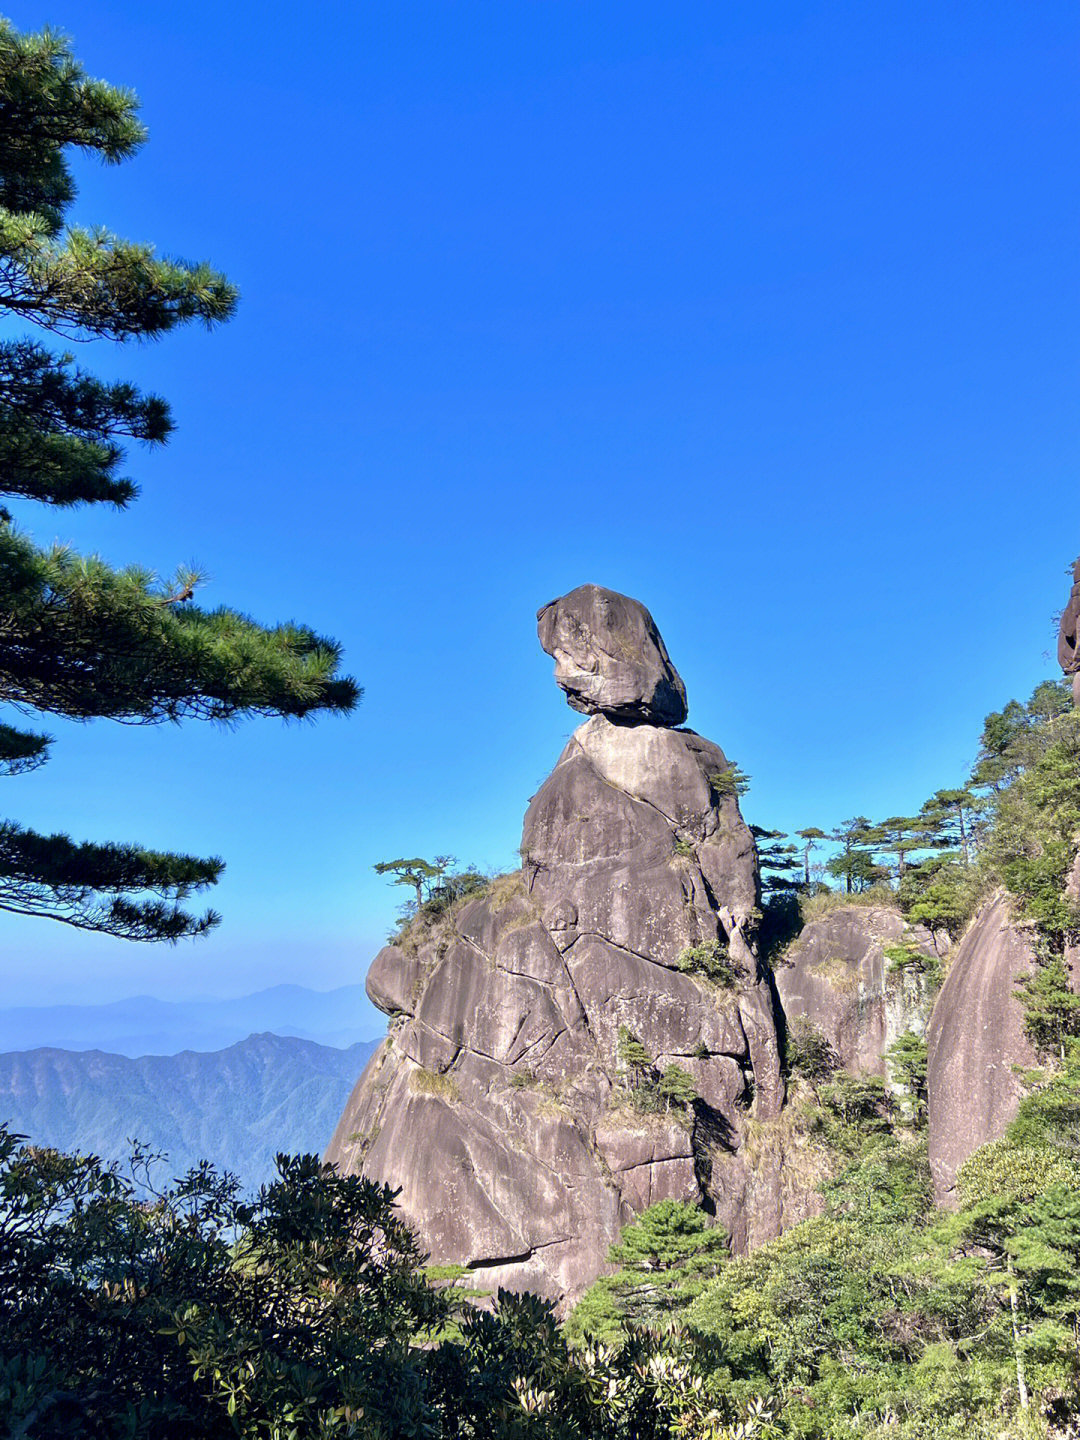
[0,1032,380,1191]
[0,983,380,1056]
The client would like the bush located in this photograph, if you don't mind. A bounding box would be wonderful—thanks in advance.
[883,938,943,992]
[785,1017,839,1083]
[676,939,740,987]
[0,1132,446,1438]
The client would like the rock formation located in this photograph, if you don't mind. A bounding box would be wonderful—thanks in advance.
[1059,557,1080,707]
[537,584,688,726]
[775,906,938,1075]
[925,892,1038,1204]
[326,586,783,1301]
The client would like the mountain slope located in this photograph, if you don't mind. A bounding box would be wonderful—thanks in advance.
[0,1033,379,1190]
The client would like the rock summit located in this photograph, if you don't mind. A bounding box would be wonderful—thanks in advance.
[537,584,688,726]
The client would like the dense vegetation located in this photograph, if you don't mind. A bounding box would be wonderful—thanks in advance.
[568,1048,1080,1439]
[757,679,1076,924]
[0,1126,778,1439]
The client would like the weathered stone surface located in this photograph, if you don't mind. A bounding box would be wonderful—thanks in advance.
[566,935,747,1080]
[537,584,688,725]
[594,1114,698,1213]
[523,718,758,967]
[1059,558,1080,707]
[365,944,428,1016]
[926,893,1038,1205]
[774,906,939,1075]
[327,593,786,1304]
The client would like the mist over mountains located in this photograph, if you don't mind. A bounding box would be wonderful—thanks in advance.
[0,1033,379,1191]
[0,985,385,1190]
[0,984,381,1057]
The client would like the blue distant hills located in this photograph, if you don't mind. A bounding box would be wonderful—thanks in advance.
[0,1032,379,1191]
[0,984,385,1190]
[0,983,382,1057]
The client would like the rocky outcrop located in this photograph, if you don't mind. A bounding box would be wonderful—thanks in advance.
[926,893,1038,1205]
[326,587,783,1303]
[537,584,688,725]
[774,905,939,1075]
[1059,557,1080,707]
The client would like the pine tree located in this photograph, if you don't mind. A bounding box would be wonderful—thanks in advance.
[0,23,358,941]
[373,857,448,912]
[1009,1184,1080,1367]
[751,825,802,896]
[617,1027,653,1094]
[885,1030,928,1125]
[566,1201,729,1344]
[864,813,926,882]
[917,787,981,865]
[795,826,827,888]
[1016,957,1080,1060]
[657,1064,698,1111]
[824,816,885,894]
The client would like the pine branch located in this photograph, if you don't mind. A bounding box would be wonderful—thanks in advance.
[0,340,171,506]
[0,218,237,340]
[0,818,221,940]
[0,721,50,775]
[0,529,360,722]
[0,22,360,944]
[0,22,146,235]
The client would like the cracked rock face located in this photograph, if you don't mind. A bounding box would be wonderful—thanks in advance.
[1059,558,1080,707]
[775,906,938,1076]
[325,592,784,1303]
[537,583,688,725]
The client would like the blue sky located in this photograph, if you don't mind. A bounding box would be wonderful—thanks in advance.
[2,2,1077,1027]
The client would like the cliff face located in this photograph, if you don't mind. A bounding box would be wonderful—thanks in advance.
[775,906,938,1075]
[326,587,785,1301]
[777,894,1044,1207]
[925,893,1038,1204]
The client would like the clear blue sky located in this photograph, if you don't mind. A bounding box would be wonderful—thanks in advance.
[2,2,1077,1026]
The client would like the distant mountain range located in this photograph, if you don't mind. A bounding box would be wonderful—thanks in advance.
[0,983,382,1056]
[0,1032,378,1191]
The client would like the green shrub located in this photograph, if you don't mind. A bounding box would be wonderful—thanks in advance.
[707,764,750,799]
[883,938,943,991]
[785,1017,839,1083]
[676,939,740,987]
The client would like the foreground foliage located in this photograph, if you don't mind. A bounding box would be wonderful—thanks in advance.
[10,1099,1069,1437]
[0,1127,774,1439]
[566,1052,1080,1438]
[0,21,357,941]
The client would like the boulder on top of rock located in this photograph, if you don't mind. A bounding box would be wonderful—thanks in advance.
[537,584,688,726]
[326,586,790,1305]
